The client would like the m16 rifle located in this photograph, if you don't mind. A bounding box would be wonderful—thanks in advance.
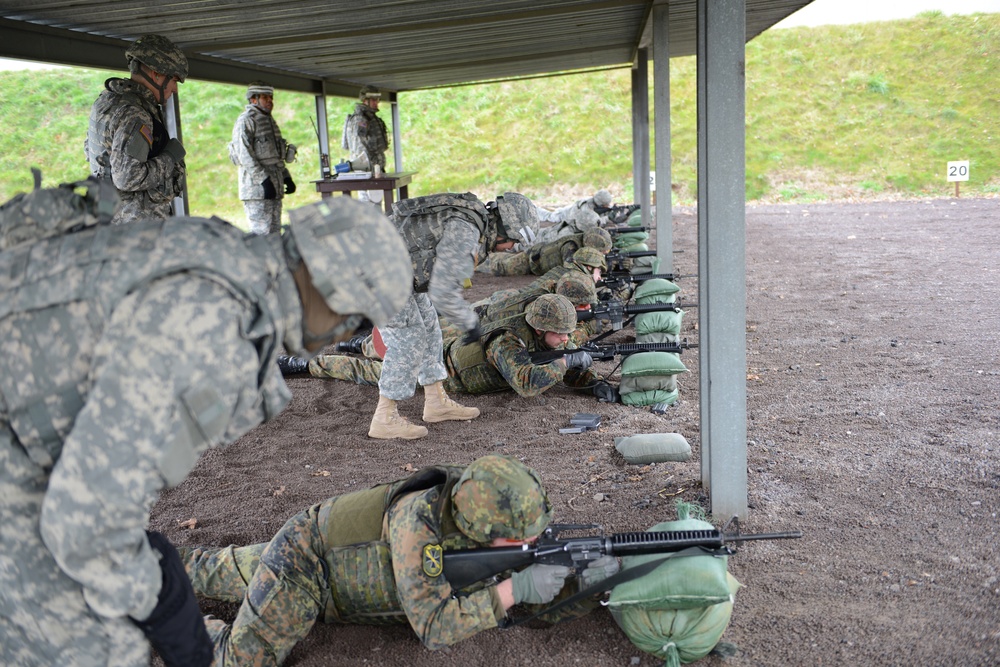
[442,522,802,590]
[578,299,695,331]
[594,204,641,226]
[529,340,696,365]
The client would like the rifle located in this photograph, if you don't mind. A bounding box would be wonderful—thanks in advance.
[442,522,802,590]
[529,340,696,365]
[578,299,695,331]
[605,225,648,235]
[594,204,641,226]
[596,272,695,294]
[605,248,657,273]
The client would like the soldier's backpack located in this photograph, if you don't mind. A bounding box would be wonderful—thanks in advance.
[0,169,117,251]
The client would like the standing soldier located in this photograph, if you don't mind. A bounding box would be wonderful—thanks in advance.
[0,181,413,667]
[229,81,297,235]
[341,85,390,203]
[368,192,537,440]
[85,34,189,225]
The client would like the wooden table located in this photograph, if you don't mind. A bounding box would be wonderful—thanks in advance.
[313,171,416,214]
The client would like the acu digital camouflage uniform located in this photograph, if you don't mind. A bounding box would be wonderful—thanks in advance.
[341,86,389,172]
[536,189,614,226]
[230,82,296,235]
[0,183,412,667]
[84,34,188,225]
[178,456,599,664]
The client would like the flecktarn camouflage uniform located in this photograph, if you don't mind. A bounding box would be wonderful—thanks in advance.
[180,457,597,663]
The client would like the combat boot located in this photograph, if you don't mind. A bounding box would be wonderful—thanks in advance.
[277,355,310,375]
[334,333,369,355]
[422,381,480,423]
[368,395,428,440]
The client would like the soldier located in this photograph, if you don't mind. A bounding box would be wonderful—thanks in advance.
[367,191,538,440]
[0,181,413,667]
[84,34,189,225]
[341,85,390,203]
[292,292,619,402]
[477,218,612,278]
[179,455,620,662]
[229,81,297,234]
[536,188,615,226]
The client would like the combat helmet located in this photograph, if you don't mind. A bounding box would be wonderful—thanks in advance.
[582,226,613,253]
[592,189,613,209]
[125,34,188,82]
[246,80,275,100]
[285,197,413,331]
[525,293,577,334]
[555,272,597,307]
[452,455,552,543]
[494,192,539,245]
[359,85,381,101]
[572,246,607,271]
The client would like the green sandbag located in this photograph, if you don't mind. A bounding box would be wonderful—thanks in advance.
[621,386,678,407]
[620,351,687,407]
[630,254,660,274]
[615,432,691,463]
[608,510,743,667]
[621,351,687,377]
[635,310,684,337]
[635,331,679,345]
[633,278,680,304]
[626,209,643,227]
[613,231,649,248]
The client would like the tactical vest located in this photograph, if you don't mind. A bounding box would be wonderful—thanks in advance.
[86,78,168,178]
[391,193,489,292]
[445,313,539,394]
[318,465,474,624]
[0,217,290,474]
[528,234,583,276]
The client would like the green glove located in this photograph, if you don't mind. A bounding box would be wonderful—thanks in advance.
[511,564,571,604]
[580,555,620,588]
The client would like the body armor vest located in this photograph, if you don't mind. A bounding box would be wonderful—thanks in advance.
[0,218,290,472]
[528,234,583,276]
[391,194,489,292]
[86,78,168,178]
[318,465,472,624]
[445,313,539,394]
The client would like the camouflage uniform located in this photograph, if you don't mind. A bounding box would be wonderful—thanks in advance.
[536,189,614,226]
[231,83,294,235]
[341,89,389,172]
[180,457,598,663]
[378,194,487,401]
[0,186,412,667]
[85,78,185,225]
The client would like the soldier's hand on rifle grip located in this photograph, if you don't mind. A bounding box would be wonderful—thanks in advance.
[512,564,572,604]
[563,351,593,370]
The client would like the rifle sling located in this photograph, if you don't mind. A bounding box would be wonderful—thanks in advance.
[501,545,724,628]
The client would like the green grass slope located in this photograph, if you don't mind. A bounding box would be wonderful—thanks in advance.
[0,11,996,227]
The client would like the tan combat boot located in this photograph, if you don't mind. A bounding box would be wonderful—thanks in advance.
[422,381,481,423]
[368,395,428,440]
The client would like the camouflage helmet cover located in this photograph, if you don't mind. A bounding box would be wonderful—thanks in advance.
[592,189,613,208]
[246,80,275,100]
[286,198,413,327]
[572,207,600,231]
[555,272,598,307]
[452,455,552,543]
[582,226,613,253]
[495,192,539,245]
[125,34,188,82]
[0,173,117,251]
[359,85,382,101]
[525,293,577,334]
[572,246,607,270]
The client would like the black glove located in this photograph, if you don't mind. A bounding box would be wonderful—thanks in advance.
[161,138,186,163]
[132,531,213,667]
[462,323,483,345]
[563,350,593,370]
[593,380,620,403]
[283,175,296,195]
[261,178,277,200]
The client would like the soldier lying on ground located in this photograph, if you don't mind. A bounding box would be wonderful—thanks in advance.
[180,455,620,663]
[477,225,613,277]
[280,292,618,402]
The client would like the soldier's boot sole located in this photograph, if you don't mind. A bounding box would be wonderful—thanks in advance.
[422,381,481,423]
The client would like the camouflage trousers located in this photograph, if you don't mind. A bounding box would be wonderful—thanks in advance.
[377,293,448,401]
[474,251,530,276]
[310,354,464,395]
[181,503,329,667]
[243,199,282,235]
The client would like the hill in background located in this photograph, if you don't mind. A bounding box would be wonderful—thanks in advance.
[0,11,996,228]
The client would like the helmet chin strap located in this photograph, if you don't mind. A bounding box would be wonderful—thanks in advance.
[136,65,171,104]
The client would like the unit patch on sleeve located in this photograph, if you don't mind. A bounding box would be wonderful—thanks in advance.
[422,543,444,577]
